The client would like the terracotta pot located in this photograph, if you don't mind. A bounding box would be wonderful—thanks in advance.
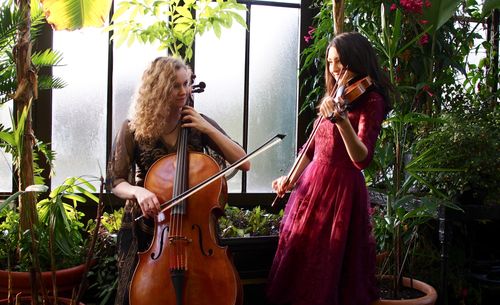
[0,296,84,305]
[0,264,88,299]
[376,251,389,267]
[372,277,437,305]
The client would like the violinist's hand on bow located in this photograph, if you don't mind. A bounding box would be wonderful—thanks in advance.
[181,105,214,134]
[134,186,160,219]
[272,176,293,198]
[319,95,346,123]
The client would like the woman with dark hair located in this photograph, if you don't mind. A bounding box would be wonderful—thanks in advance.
[107,56,250,305]
[267,32,392,305]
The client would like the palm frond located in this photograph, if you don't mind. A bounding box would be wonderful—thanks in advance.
[37,75,67,91]
[0,3,21,53]
[32,49,64,67]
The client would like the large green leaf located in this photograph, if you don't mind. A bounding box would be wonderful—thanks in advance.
[40,0,113,31]
[483,0,500,16]
[422,0,461,35]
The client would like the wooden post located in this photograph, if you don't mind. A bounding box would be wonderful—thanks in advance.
[13,0,43,302]
[333,0,345,35]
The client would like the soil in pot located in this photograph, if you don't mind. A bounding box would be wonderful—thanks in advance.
[373,276,437,305]
[378,278,426,300]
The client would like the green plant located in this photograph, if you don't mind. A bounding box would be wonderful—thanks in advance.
[85,207,124,305]
[218,205,283,238]
[347,0,500,299]
[0,105,55,186]
[366,110,464,298]
[0,176,99,272]
[108,0,247,60]
[416,109,500,205]
[99,207,124,235]
[2,0,112,302]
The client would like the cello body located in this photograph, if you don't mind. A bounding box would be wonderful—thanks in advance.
[129,151,242,305]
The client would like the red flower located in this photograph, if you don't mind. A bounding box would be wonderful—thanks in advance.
[419,19,429,24]
[390,3,397,11]
[419,33,429,45]
[399,0,426,14]
[422,84,433,97]
[307,26,316,36]
[304,26,315,44]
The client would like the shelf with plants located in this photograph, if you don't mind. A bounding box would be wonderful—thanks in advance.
[218,205,282,282]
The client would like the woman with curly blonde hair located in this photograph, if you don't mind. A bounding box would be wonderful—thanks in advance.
[107,56,250,305]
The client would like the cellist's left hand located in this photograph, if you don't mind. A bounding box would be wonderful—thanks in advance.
[181,105,215,134]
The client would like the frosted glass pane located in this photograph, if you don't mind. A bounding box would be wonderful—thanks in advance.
[52,29,108,188]
[247,6,300,192]
[194,12,246,192]
[112,43,165,137]
[0,102,13,192]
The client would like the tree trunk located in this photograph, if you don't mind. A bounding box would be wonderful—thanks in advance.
[13,0,42,302]
[333,0,344,35]
[14,0,37,231]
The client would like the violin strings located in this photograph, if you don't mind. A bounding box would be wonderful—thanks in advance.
[330,66,347,97]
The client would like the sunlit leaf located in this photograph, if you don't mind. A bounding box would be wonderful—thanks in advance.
[40,0,113,31]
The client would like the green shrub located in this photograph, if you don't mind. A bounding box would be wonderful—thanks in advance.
[416,110,499,205]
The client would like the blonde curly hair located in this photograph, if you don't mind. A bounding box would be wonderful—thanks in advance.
[129,56,191,143]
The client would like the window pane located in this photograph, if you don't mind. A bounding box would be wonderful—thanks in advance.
[52,29,108,188]
[247,6,300,192]
[112,43,165,138]
[194,12,246,192]
[0,102,12,192]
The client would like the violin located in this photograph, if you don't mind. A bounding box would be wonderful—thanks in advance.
[271,71,373,206]
[329,75,373,122]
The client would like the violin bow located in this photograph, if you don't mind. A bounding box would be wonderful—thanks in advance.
[270,68,349,207]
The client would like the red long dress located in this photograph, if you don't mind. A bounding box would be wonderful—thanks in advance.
[267,90,386,305]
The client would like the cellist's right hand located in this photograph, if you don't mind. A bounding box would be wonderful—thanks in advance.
[272,176,292,198]
[133,186,161,218]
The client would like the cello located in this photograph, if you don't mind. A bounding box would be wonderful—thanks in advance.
[129,81,243,305]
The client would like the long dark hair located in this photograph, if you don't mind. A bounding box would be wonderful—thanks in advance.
[324,32,392,113]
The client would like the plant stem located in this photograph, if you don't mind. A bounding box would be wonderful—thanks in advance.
[14,0,43,302]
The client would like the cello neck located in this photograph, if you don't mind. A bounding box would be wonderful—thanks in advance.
[172,95,193,215]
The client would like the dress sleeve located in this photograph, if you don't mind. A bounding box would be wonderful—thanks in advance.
[352,92,386,170]
[107,120,136,189]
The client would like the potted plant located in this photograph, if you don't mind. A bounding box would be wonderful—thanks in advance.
[218,205,282,238]
[0,0,112,303]
[0,175,100,301]
[355,1,495,302]
[217,204,282,300]
[365,110,454,304]
[300,0,486,302]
